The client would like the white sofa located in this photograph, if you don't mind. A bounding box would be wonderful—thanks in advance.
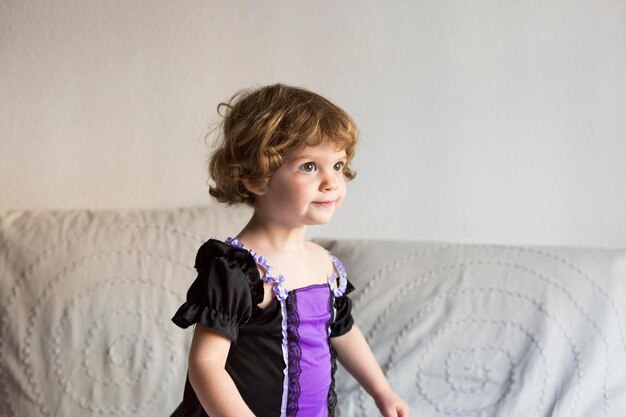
[1,207,625,417]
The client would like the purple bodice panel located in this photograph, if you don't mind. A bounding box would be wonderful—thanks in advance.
[286,285,333,417]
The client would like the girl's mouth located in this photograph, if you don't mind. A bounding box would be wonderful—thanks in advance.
[314,201,334,207]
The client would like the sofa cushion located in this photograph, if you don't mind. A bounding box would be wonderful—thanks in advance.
[319,239,626,417]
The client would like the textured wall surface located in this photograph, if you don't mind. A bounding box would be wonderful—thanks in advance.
[1,0,625,247]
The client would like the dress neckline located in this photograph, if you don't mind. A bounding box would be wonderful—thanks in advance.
[221,236,348,299]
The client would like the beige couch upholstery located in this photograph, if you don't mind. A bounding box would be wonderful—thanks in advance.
[2,207,625,416]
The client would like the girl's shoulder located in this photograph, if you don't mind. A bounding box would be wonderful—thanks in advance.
[172,238,265,334]
[303,240,334,262]
[303,240,340,278]
[194,238,258,273]
[304,241,353,297]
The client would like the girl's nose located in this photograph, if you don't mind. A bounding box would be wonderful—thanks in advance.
[321,174,338,191]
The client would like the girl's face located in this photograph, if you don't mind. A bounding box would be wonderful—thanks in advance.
[253,141,348,228]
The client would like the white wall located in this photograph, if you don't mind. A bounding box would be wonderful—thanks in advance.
[2,0,625,248]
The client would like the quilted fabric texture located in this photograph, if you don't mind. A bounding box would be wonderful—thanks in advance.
[320,239,626,417]
[1,208,626,417]
[0,207,250,417]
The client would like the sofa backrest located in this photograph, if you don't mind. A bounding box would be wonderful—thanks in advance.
[2,207,626,416]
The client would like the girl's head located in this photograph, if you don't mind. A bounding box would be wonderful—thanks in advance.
[208,83,359,206]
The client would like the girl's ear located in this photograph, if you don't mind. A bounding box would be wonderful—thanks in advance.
[243,179,267,196]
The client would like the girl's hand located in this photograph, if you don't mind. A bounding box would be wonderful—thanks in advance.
[373,388,410,417]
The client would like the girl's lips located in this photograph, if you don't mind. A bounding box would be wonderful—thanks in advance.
[313,201,334,207]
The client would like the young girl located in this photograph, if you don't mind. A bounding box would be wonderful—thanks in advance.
[171,84,409,417]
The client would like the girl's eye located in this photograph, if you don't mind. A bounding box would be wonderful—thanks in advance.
[333,161,345,172]
[299,162,317,173]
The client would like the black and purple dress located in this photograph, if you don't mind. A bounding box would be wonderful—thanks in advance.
[170,238,355,417]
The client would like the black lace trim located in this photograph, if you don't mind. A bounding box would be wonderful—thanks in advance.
[286,291,301,417]
[327,293,338,416]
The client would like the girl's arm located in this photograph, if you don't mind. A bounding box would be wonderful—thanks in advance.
[331,325,410,417]
[187,325,256,417]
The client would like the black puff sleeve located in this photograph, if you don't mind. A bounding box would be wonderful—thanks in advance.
[330,280,356,338]
[171,239,264,342]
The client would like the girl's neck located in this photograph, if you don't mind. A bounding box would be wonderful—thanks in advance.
[236,212,307,252]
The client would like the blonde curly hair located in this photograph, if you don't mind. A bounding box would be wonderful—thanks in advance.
[208,83,359,206]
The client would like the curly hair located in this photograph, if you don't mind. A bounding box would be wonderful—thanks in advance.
[208,83,359,206]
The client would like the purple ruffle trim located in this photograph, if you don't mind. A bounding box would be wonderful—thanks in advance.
[225,237,289,301]
[328,253,348,297]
